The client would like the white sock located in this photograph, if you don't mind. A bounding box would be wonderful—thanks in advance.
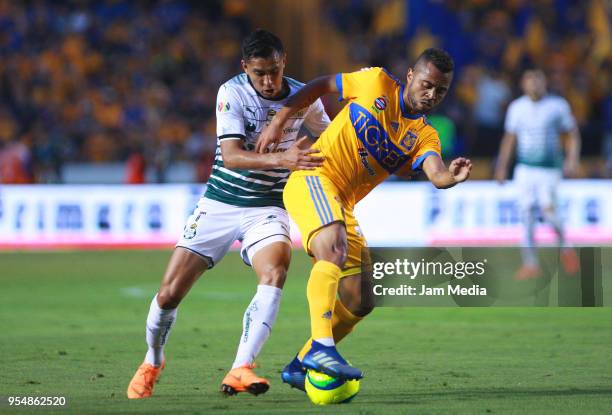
[144,294,177,367]
[232,285,282,369]
[314,337,335,347]
[521,206,538,267]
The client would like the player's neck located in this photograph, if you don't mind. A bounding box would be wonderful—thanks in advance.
[403,88,419,115]
[527,92,546,101]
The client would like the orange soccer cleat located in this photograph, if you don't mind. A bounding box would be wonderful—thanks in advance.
[513,264,542,281]
[127,361,165,399]
[220,364,270,396]
[560,248,580,275]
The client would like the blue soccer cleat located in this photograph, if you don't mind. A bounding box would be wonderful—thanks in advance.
[302,340,363,380]
[281,355,306,392]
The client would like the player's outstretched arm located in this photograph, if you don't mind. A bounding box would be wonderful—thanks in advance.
[494,132,517,184]
[255,75,338,153]
[422,154,472,189]
[221,136,324,171]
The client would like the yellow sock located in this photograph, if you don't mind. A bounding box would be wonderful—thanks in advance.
[331,297,362,343]
[307,260,341,342]
[297,298,363,360]
[297,339,312,361]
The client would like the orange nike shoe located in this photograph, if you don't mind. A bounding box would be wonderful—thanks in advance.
[127,361,165,399]
[514,264,541,281]
[220,364,270,396]
[560,248,580,275]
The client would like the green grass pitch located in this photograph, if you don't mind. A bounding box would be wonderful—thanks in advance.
[2,250,611,414]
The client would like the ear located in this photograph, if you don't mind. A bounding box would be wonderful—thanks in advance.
[241,59,248,73]
[406,68,414,83]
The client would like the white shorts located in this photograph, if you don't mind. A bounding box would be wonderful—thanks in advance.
[176,197,291,268]
[513,164,561,211]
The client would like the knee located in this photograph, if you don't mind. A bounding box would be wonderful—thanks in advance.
[311,241,347,268]
[320,249,347,268]
[157,285,183,309]
[541,206,556,219]
[309,224,348,268]
[258,265,287,288]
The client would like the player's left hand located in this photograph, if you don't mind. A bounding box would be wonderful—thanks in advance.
[449,157,472,183]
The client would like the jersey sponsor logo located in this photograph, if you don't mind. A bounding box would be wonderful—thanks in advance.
[370,95,388,114]
[400,130,418,152]
[358,147,376,176]
[349,103,410,174]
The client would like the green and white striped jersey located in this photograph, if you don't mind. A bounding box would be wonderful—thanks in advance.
[504,94,576,168]
[205,73,330,208]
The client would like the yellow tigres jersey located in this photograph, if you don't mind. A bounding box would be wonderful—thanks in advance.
[307,67,441,207]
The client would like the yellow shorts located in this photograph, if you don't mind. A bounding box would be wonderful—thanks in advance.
[283,173,366,277]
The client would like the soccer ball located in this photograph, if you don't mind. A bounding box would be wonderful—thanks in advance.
[304,369,360,405]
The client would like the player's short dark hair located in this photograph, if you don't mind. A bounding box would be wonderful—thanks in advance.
[416,48,454,73]
[242,29,284,61]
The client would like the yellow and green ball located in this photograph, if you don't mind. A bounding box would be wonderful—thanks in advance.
[304,369,360,405]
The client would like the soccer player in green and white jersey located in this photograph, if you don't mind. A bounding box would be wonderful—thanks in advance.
[127,29,330,398]
[495,68,581,280]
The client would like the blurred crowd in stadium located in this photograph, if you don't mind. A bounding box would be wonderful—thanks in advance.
[327,0,612,177]
[0,0,611,184]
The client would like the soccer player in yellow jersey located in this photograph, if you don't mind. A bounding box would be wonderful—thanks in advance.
[257,48,472,385]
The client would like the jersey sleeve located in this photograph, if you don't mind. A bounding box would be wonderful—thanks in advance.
[302,98,331,137]
[410,130,442,171]
[336,67,388,101]
[504,101,519,134]
[557,98,577,133]
[216,84,245,141]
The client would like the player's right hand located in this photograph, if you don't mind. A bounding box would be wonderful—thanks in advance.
[256,120,283,153]
[279,136,324,171]
[449,157,472,183]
